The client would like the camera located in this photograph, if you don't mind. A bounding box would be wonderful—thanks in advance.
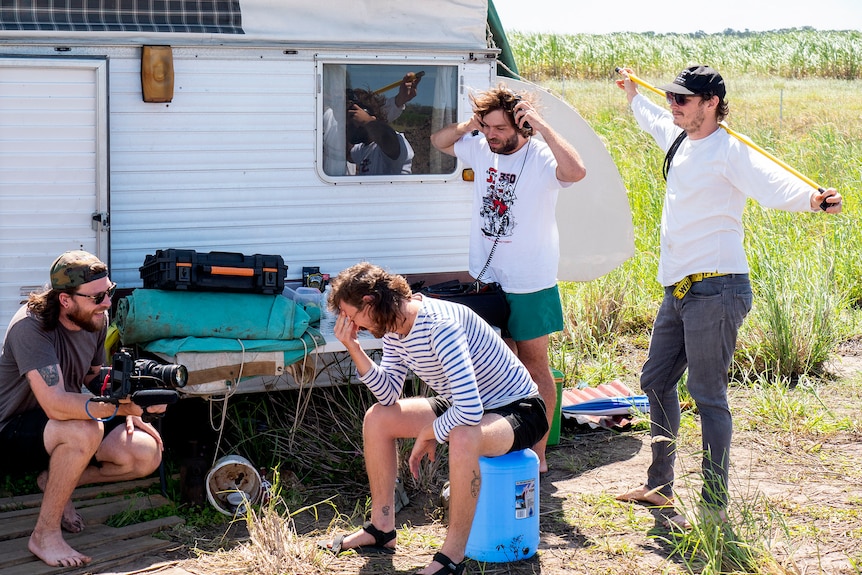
[346,88,374,117]
[91,348,187,421]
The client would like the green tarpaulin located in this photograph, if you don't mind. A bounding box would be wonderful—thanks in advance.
[117,290,317,344]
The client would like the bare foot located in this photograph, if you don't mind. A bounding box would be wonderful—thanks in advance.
[37,471,85,533]
[61,505,85,533]
[663,512,692,530]
[615,485,675,508]
[663,507,727,530]
[28,530,92,567]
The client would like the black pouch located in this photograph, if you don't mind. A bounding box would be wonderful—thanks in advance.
[421,280,510,333]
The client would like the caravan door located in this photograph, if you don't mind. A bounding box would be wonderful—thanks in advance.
[0,56,109,341]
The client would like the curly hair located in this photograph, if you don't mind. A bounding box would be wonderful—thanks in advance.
[26,288,66,331]
[328,262,411,333]
[469,83,534,138]
[347,88,389,123]
[692,93,730,123]
[715,97,730,123]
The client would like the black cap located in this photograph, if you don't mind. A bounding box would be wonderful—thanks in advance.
[659,65,726,99]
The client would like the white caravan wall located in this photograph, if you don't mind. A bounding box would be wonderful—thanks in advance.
[0,57,108,339]
[107,47,478,286]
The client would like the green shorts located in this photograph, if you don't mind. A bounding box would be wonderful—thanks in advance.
[505,284,564,342]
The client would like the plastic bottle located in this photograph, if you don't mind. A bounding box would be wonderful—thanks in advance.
[321,284,332,319]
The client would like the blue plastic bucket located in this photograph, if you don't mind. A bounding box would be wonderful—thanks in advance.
[465,448,540,563]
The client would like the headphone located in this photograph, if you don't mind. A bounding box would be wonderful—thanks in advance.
[505,93,533,137]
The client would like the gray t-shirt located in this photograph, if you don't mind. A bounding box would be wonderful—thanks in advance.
[0,304,106,433]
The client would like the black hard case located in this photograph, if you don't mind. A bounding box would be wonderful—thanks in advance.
[140,249,287,294]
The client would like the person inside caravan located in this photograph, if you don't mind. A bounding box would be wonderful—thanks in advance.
[321,262,547,575]
[346,87,415,175]
[0,250,166,568]
[430,85,587,473]
[322,70,422,176]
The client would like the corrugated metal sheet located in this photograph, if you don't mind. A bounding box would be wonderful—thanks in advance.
[0,57,109,338]
[107,48,476,286]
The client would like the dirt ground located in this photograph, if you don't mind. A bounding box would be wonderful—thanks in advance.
[146,350,862,575]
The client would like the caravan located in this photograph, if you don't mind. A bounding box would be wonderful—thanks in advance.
[0,1,633,348]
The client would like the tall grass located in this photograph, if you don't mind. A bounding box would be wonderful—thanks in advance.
[509,29,862,82]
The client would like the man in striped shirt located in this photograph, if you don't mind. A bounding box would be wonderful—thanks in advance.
[322,262,547,575]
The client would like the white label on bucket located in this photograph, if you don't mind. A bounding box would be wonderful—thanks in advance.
[514,479,536,520]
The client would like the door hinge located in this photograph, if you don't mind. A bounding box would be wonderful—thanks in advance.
[92,212,110,232]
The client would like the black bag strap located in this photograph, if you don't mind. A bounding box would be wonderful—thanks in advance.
[662,131,688,181]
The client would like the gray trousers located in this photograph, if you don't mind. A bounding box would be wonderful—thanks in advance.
[640,274,752,508]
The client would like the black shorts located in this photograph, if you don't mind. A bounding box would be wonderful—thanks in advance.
[427,395,549,454]
[0,409,125,474]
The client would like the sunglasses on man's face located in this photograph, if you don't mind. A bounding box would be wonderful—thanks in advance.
[72,282,117,305]
[666,92,694,106]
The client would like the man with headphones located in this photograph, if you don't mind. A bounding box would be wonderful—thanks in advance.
[431,84,587,473]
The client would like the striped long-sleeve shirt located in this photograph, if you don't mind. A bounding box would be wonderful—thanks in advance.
[359,295,539,443]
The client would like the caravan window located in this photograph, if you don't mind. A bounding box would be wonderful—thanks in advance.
[320,63,458,178]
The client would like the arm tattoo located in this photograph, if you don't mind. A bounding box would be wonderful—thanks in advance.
[470,469,481,498]
[37,365,62,387]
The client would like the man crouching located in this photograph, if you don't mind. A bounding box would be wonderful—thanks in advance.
[0,250,167,567]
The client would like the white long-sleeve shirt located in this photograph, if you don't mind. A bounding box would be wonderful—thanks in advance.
[359,295,538,443]
[631,94,816,286]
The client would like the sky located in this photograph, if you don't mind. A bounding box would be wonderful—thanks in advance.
[491,0,862,35]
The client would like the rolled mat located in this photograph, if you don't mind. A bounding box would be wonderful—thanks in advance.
[117,290,311,344]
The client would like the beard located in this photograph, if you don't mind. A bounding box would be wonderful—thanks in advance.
[488,132,520,155]
[674,102,707,133]
[67,305,107,333]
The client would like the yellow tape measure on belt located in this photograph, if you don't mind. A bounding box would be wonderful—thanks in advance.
[672,272,728,299]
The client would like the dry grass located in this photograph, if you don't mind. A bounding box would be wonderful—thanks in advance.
[163,356,862,575]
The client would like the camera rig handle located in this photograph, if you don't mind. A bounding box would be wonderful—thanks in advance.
[90,388,179,423]
[131,389,180,422]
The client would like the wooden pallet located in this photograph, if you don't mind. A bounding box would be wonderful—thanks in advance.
[0,477,185,575]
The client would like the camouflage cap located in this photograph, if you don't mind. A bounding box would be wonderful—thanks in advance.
[50,250,108,290]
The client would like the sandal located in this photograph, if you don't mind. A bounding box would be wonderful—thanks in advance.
[320,521,396,555]
[417,551,466,575]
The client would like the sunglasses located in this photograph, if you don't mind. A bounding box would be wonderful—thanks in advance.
[72,282,117,305]
[665,93,694,106]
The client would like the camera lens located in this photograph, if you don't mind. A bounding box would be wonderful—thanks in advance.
[137,360,188,388]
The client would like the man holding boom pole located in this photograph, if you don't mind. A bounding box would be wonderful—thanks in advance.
[614,65,842,529]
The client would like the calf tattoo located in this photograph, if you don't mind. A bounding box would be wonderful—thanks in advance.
[471,470,481,498]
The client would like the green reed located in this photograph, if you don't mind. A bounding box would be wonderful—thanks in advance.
[509,29,862,82]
